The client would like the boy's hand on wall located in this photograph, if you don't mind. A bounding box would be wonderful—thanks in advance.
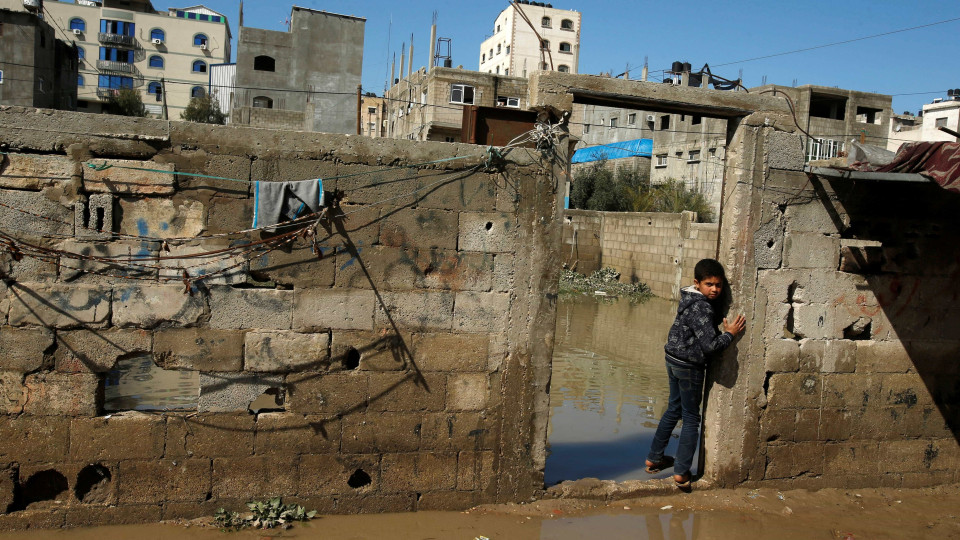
[723,314,746,336]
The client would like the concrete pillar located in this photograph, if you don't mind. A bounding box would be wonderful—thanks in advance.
[428,24,436,73]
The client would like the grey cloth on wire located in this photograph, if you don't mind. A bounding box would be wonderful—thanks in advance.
[253,178,324,230]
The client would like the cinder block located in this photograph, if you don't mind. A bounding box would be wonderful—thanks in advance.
[412,333,488,372]
[205,197,254,235]
[154,328,243,371]
[0,152,74,189]
[0,371,25,414]
[764,339,800,373]
[379,452,457,493]
[379,209,458,250]
[0,326,53,372]
[58,239,157,282]
[367,372,446,412]
[374,291,454,331]
[340,412,422,453]
[212,456,297,499]
[298,454,380,496]
[55,328,151,373]
[456,450,495,491]
[7,283,111,328]
[793,304,836,340]
[856,340,913,374]
[23,372,99,416]
[331,330,411,371]
[293,289,375,331]
[766,373,821,409]
[171,152,251,199]
[453,291,509,333]
[207,286,293,330]
[782,233,840,269]
[880,439,933,474]
[821,373,881,409]
[70,413,165,461]
[447,373,488,411]
[759,409,797,443]
[254,413,340,455]
[420,412,497,451]
[0,187,74,236]
[64,505,162,528]
[82,159,175,195]
[417,491,479,511]
[118,198,204,239]
[245,330,329,372]
[822,340,856,373]
[166,414,254,458]
[198,372,283,413]
[158,241,248,286]
[823,442,880,476]
[112,285,205,328]
[0,416,70,462]
[287,371,368,415]
[74,193,114,240]
[116,459,211,504]
[880,373,935,408]
[248,240,335,288]
[415,171,497,212]
[764,442,823,479]
[458,212,517,253]
[784,200,849,234]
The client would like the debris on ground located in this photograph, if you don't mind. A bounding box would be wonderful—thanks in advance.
[559,267,651,302]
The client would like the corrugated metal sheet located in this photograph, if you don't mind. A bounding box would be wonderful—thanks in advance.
[208,63,236,115]
[571,138,653,164]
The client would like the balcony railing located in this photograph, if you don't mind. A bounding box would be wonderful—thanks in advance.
[96,88,121,100]
[97,59,135,74]
[98,32,136,47]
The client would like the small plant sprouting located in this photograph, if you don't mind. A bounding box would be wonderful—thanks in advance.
[214,497,318,530]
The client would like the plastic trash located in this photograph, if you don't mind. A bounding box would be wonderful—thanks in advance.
[660,505,673,510]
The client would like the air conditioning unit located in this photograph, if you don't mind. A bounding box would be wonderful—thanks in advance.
[151,38,163,45]
[199,43,208,50]
[646,114,655,123]
[72,29,82,36]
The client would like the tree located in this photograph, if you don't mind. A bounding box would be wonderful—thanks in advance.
[105,87,147,117]
[181,94,227,124]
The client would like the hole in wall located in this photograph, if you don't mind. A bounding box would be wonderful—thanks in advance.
[95,207,105,231]
[343,347,361,370]
[485,222,494,231]
[75,464,112,504]
[843,317,872,340]
[347,469,371,489]
[11,469,68,511]
[104,353,198,412]
[248,387,285,414]
[767,239,775,248]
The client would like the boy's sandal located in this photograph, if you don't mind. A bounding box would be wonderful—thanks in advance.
[644,456,674,474]
[674,475,692,493]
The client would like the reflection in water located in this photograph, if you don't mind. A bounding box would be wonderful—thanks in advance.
[103,354,198,412]
[547,296,698,484]
[541,512,696,540]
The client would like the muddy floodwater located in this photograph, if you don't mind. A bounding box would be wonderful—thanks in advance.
[547,295,687,484]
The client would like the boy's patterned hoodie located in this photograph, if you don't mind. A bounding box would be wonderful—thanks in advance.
[664,285,733,370]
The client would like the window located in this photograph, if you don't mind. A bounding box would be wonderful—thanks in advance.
[192,60,207,73]
[496,96,520,108]
[100,19,134,36]
[69,18,85,32]
[505,46,510,54]
[489,48,493,58]
[253,96,273,108]
[191,86,205,98]
[541,62,548,70]
[504,69,509,76]
[148,55,163,68]
[497,24,501,33]
[856,106,882,125]
[367,107,376,114]
[609,117,617,128]
[193,33,208,47]
[99,47,134,63]
[692,115,702,125]
[540,39,550,50]
[936,117,948,128]
[810,93,847,120]
[628,113,636,124]
[541,16,551,27]
[199,14,209,21]
[449,83,474,105]
[709,148,716,156]
[254,55,276,72]
[77,75,85,87]
[481,53,485,63]
[583,123,590,134]
[211,16,221,22]
[495,66,500,74]
[77,47,85,59]
[806,138,843,161]
[559,42,572,53]
[561,18,574,30]
[557,64,569,73]
[660,115,670,130]
[150,28,165,42]
[497,44,501,54]
[98,74,133,89]
[688,150,700,162]
[148,81,161,95]
[187,12,197,19]
[656,154,667,167]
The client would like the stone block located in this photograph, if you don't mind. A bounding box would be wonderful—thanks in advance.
[254,413,340,455]
[168,152,251,198]
[453,292,509,333]
[337,247,494,292]
[766,373,821,409]
[823,442,880,476]
[293,289,375,331]
[22,371,99,416]
[782,232,840,269]
[0,326,53,372]
[856,340,913,374]
[340,412,422,453]
[116,459,211,504]
[158,241,249,286]
[7,283,110,329]
[57,240,157,282]
[412,333,488,372]
[55,328,151,373]
[456,450,495,491]
[153,328,244,371]
[287,371,368,415]
[248,239,336,288]
[417,491,479,511]
[374,291,454,331]
[379,209,458,250]
[839,245,884,274]
[368,372,446,412]
[447,373,489,411]
[74,193,114,240]
[298,454,380,496]
[198,372,283,413]
[0,416,70,462]
[822,340,856,373]
[821,373,881,409]
[764,442,823,479]
[493,253,515,292]
[784,200,850,234]
[64,505,163,528]
[880,373,934,408]
[880,439,933,474]
[420,412,497,451]
[335,163,422,206]
[166,414,255,458]
[212,456,297,499]
[319,203,381,247]
[792,304,836,340]
[759,409,797,443]
[207,286,293,330]
[245,330,329,372]
[118,198,204,239]
[70,413,165,461]
[380,452,457,493]
[0,152,74,189]
[112,285,205,328]
[458,212,517,253]
[763,339,799,373]
[82,159,175,195]
[331,330,412,371]
[0,371,25,414]
[205,197,254,235]
[0,187,74,236]
[415,171,497,212]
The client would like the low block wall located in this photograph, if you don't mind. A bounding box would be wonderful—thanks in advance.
[0,106,563,527]
[562,210,718,299]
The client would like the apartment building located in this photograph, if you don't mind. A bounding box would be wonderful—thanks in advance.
[0,8,78,110]
[360,93,385,138]
[478,1,580,78]
[1,0,231,117]
[887,95,960,151]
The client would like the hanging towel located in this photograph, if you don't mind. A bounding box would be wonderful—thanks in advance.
[252,178,324,230]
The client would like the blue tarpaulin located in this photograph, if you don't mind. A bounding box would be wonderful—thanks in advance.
[571,138,653,164]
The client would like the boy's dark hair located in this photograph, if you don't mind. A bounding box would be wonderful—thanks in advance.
[694,258,726,282]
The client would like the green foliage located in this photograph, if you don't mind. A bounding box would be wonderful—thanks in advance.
[181,94,227,124]
[105,87,147,117]
[214,498,317,531]
[559,266,651,302]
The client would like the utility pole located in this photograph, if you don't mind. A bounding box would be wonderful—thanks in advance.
[356,84,362,135]
[160,77,169,120]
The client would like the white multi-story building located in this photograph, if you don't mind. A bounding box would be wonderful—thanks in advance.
[887,96,960,151]
[478,1,580,78]
[0,0,231,118]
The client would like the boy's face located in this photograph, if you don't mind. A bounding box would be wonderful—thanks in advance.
[694,276,723,300]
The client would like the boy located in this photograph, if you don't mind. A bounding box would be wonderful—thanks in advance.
[644,258,745,491]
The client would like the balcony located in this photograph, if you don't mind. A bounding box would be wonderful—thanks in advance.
[97,60,135,74]
[98,32,136,47]
[96,88,121,100]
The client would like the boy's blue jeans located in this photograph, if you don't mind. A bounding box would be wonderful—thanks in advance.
[646,361,705,478]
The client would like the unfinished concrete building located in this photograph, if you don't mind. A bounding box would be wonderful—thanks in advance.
[0,8,78,111]
[231,7,364,133]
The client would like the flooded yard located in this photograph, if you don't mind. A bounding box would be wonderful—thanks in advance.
[547,296,690,484]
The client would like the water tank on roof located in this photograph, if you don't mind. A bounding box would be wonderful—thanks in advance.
[682,62,691,73]
[546,3,553,7]
[444,58,452,68]
[22,0,40,11]
[671,61,683,73]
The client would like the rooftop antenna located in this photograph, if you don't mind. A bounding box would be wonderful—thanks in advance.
[792,78,797,87]
[761,74,767,85]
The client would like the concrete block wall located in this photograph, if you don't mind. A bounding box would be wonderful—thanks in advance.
[232,106,308,132]
[0,106,563,527]
[561,210,719,299]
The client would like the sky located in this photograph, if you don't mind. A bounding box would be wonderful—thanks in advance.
[158,0,960,115]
